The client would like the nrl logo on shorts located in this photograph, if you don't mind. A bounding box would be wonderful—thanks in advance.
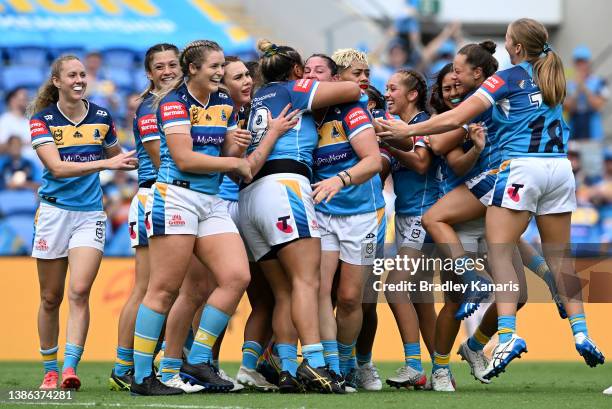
[53,129,63,143]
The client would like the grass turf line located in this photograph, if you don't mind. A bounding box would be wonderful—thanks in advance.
[0,362,610,409]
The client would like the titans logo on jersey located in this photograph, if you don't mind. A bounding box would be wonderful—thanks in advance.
[157,83,237,195]
[247,79,320,168]
[313,102,384,215]
[30,101,118,211]
[476,61,570,160]
[390,111,441,216]
[133,93,160,186]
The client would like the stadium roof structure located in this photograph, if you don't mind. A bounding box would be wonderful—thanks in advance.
[0,0,254,54]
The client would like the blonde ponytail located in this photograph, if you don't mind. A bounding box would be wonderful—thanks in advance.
[508,18,566,106]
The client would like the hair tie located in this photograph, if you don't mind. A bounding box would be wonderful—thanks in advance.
[264,43,279,57]
[542,43,552,54]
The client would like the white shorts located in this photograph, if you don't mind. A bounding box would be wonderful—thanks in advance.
[317,208,386,265]
[395,214,431,251]
[239,173,320,261]
[128,187,150,248]
[221,198,254,262]
[455,217,486,253]
[465,170,496,206]
[490,157,577,215]
[145,183,238,238]
[32,202,106,259]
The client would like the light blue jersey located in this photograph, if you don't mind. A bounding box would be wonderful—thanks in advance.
[30,100,118,211]
[218,107,247,202]
[313,102,385,215]
[476,61,570,161]
[133,92,160,186]
[247,79,320,168]
[389,111,441,216]
[157,83,237,195]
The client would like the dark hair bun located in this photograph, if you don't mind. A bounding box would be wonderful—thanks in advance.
[479,40,496,55]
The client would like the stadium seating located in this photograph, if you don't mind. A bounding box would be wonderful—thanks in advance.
[103,67,134,92]
[0,190,38,217]
[1,65,45,90]
[0,220,28,255]
[6,46,48,67]
[4,214,34,252]
[101,48,138,70]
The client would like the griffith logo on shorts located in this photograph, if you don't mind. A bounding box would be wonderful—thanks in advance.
[35,238,48,252]
[507,183,524,203]
[169,214,186,226]
[293,79,314,93]
[276,216,293,234]
[345,107,369,130]
[483,75,505,92]
[161,102,189,122]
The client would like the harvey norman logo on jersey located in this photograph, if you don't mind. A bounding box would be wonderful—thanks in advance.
[161,102,188,121]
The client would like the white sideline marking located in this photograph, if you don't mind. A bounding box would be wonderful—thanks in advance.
[0,402,249,409]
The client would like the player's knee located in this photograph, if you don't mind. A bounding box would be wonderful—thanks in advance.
[223,269,250,293]
[421,211,435,231]
[68,285,92,306]
[337,286,362,313]
[40,291,63,311]
[147,286,179,312]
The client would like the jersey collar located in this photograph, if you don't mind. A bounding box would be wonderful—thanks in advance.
[55,99,90,126]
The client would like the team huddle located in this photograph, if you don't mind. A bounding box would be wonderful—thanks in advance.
[30,17,605,396]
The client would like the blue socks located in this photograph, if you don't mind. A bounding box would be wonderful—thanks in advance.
[321,340,340,374]
[113,346,133,376]
[302,343,325,369]
[356,351,372,367]
[133,304,166,384]
[467,328,491,352]
[40,346,59,374]
[160,357,182,382]
[498,315,516,343]
[188,305,229,366]
[403,343,423,372]
[338,341,356,375]
[241,341,263,370]
[569,313,588,336]
[62,343,83,372]
[277,343,298,376]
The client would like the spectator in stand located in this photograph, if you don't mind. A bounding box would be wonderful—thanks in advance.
[0,135,40,191]
[394,0,422,54]
[83,51,120,115]
[586,149,612,207]
[568,142,599,206]
[564,46,609,142]
[0,87,30,152]
[114,93,140,150]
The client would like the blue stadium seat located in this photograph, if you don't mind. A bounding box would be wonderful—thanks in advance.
[6,46,48,67]
[1,65,45,89]
[101,48,137,69]
[49,47,86,61]
[133,72,151,93]
[0,220,28,255]
[0,190,38,216]
[4,214,34,252]
[103,67,134,91]
[105,223,133,256]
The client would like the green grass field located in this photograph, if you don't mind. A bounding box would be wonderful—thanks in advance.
[0,362,610,409]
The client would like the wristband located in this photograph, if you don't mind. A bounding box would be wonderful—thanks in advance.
[337,174,347,187]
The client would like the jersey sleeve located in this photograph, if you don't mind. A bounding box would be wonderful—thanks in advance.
[341,104,373,140]
[288,79,320,111]
[476,72,510,105]
[30,114,54,149]
[159,92,191,130]
[102,111,119,149]
[136,101,161,143]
